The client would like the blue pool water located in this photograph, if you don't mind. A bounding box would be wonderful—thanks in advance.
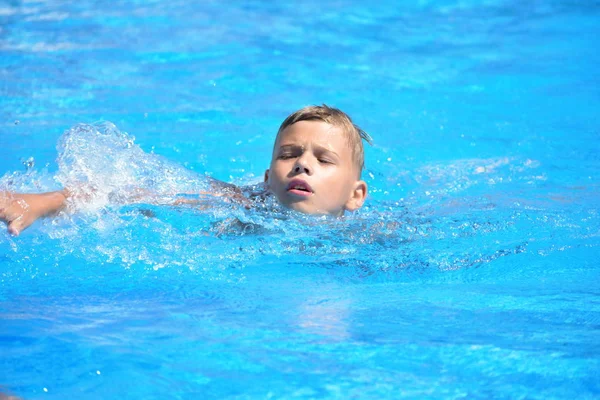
[1,0,599,398]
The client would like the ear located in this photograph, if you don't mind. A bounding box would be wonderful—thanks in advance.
[344,180,368,211]
[264,169,270,183]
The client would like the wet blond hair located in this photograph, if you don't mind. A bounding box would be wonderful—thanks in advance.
[277,105,372,175]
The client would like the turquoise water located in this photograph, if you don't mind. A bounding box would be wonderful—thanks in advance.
[1,1,599,398]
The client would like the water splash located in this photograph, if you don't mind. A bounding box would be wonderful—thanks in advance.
[55,122,211,212]
[1,122,597,287]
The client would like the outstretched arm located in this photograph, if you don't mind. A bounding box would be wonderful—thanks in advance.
[1,179,251,236]
[0,190,68,236]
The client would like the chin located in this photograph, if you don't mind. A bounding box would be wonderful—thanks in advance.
[284,202,314,214]
[285,202,342,216]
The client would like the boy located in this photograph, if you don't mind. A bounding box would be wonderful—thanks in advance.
[0,105,372,236]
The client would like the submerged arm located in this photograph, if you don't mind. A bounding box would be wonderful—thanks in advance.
[177,177,250,206]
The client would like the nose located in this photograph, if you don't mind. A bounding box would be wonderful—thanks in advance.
[293,156,312,175]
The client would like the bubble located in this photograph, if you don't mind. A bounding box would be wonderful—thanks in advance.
[21,157,35,171]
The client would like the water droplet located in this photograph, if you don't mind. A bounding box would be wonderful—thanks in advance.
[21,156,35,171]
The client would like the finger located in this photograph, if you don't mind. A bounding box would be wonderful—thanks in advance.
[7,222,20,236]
[8,215,29,236]
[0,208,18,223]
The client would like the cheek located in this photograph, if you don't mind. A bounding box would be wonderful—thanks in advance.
[324,173,356,198]
[323,169,350,187]
[269,166,287,189]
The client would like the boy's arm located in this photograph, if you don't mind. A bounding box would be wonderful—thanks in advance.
[181,177,250,207]
[139,177,250,208]
[0,190,68,236]
[1,180,250,236]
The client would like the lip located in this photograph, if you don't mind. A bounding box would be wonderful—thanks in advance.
[286,179,313,197]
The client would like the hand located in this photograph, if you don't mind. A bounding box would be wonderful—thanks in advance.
[0,191,67,236]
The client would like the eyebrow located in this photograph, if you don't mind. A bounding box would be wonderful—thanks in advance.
[278,144,302,151]
[278,143,340,158]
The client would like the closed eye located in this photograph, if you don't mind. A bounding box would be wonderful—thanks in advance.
[318,158,335,164]
[315,148,339,165]
[277,145,303,160]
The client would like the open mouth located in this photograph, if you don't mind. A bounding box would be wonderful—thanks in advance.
[286,179,313,196]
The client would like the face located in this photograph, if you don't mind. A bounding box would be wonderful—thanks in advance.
[265,120,367,216]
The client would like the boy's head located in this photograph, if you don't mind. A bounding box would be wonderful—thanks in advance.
[264,105,372,216]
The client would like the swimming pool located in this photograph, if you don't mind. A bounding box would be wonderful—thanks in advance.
[1,0,599,398]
